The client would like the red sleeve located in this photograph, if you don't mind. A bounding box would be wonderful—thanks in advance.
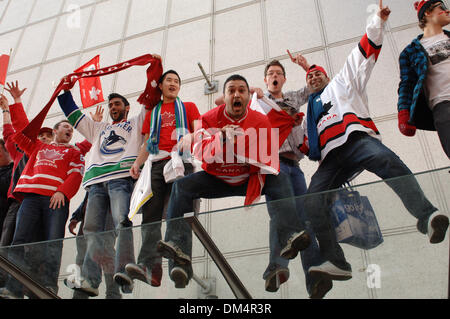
[12,130,42,156]
[75,139,92,156]
[141,110,152,135]
[56,149,84,200]
[9,103,29,132]
[3,123,18,159]
[185,102,201,132]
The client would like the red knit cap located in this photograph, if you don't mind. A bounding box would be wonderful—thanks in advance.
[414,0,444,20]
[306,64,328,80]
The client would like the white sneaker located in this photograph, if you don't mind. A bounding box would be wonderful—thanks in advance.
[427,211,449,244]
[308,261,352,281]
[170,267,188,289]
[280,231,311,259]
[63,277,99,297]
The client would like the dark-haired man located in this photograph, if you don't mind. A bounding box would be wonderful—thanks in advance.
[124,70,201,288]
[57,62,160,295]
[156,74,310,289]
[397,0,450,158]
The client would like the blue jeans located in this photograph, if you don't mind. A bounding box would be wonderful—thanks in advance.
[163,171,305,281]
[6,193,69,296]
[265,160,325,295]
[304,132,437,270]
[82,177,135,288]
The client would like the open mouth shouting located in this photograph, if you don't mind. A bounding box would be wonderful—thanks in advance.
[233,100,243,111]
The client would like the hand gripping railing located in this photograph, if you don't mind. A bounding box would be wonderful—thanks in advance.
[184,212,252,299]
[0,253,59,299]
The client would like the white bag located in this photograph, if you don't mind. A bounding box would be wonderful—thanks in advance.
[128,158,153,220]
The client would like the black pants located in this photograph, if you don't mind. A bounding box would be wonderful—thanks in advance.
[137,159,193,268]
[432,100,450,159]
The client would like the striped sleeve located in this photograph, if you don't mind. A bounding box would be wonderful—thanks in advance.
[57,150,85,200]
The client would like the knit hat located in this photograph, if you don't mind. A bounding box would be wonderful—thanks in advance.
[414,0,443,20]
[306,64,328,80]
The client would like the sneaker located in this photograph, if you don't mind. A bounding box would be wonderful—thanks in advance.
[113,272,134,294]
[157,240,191,265]
[264,267,289,293]
[0,287,21,299]
[170,267,188,289]
[125,263,150,284]
[151,263,163,287]
[280,231,311,259]
[63,278,99,297]
[308,261,352,281]
[309,277,333,299]
[427,212,449,244]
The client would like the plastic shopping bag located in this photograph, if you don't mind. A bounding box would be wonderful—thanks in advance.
[330,188,383,250]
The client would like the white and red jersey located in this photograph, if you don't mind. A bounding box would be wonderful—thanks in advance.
[12,134,84,201]
[193,103,279,205]
[303,14,385,161]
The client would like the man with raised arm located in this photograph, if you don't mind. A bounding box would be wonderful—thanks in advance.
[57,53,162,297]
[298,2,448,294]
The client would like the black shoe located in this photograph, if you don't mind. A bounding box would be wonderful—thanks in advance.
[170,267,188,289]
[309,277,333,299]
[265,267,289,292]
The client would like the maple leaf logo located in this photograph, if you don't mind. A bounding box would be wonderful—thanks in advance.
[37,149,65,164]
[161,111,176,127]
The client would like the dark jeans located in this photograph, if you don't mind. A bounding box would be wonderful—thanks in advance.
[138,159,193,269]
[163,170,305,280]
[0,200,20,247]
[432,100,450,158]
[265,159,325,295]
[304,132,437,271]
[5,193,69,296]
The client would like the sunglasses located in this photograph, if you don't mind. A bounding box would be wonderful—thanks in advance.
[430,2,448,11]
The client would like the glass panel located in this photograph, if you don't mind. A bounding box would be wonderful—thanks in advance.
[29,0,64,23]
[125,0,167,37]
[0,167,447,299]
[165,18,211,80]
[169,0,211,25]
[84,0,128,49]
[9,19,56,71]
[265,0,323,58]
[46,6,93,61]
[0,0,32,33]
[214,4,264,72]
[319,0,374,44]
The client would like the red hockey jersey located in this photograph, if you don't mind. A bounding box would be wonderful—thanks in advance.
[193,104,279,206]
[12,133,85,201]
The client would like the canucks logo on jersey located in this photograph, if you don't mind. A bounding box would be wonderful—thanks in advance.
[100,130,127,155]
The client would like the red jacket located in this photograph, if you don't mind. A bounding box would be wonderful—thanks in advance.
[2,102,29,200]
[12,132,85,201]
[193,104,279,205]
